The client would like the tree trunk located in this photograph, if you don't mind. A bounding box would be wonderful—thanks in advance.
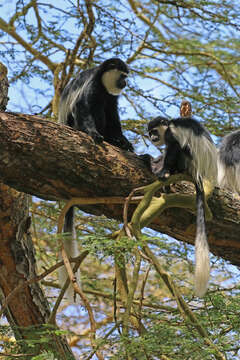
[0,184,75,359]
[0,111,240,268]
[0,69,75,358]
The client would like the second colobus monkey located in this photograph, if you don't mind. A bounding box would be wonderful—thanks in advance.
[148,116,218,296]
[218,130,240,193]
[58,58,133,299]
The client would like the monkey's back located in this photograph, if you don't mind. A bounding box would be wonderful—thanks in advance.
[219,130,240,167]
[218,130,240,192]
[58,67,98,126]
[170,117,218,184]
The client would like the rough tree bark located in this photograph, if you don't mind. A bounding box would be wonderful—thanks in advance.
[0,65,75,359]
[0,111,240,268]
[0,63,8,111]
[0,184,75,359]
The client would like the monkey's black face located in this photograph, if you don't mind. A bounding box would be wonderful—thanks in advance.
[116,72,128,89]
[148,127,167,147]
[148,128,161,143]
[148,117,169,147]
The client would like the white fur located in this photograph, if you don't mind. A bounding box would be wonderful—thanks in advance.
[58,75,92,125]
[101,69,127,95]
[217,155,240,193]
[194,231,210,297]
[170,124,218,185]
[58,235,80,301]
[58,69,127,124]
[169,123,215,296]
[153,125,168,146]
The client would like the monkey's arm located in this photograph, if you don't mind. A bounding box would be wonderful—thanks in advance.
[72,100,104,143]
[104,99,134,151]
[157,128,187,179]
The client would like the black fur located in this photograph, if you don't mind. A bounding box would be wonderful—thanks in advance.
[64,206,74,233]
[147,116,217,296]
[157,124,191,178]
[59,58,133,152]
[148,116,214,179]
[148,116,169,132]
[172,117,213,141]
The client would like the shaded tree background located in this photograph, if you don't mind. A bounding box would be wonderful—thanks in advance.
[0,1,240,359]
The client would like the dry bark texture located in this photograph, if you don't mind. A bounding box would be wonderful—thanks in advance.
[0,183,76,358]
[0,112,240,268]
[0,62,9,111]
[0,184,50,325]
[0,70,76,358]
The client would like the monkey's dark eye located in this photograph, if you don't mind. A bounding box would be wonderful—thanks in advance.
[120,73,128,79]
[149,129,159,137]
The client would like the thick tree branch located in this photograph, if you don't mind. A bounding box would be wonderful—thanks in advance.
[0,112,240,268]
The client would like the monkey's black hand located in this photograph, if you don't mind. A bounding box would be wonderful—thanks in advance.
[138,154,152,170]
[89,130,104,144]
[117,136,134,152]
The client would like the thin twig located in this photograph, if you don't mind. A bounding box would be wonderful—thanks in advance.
[0,252,88,319]
[138,264,151,325]
[123,186,147,238]
[48,250,89,324]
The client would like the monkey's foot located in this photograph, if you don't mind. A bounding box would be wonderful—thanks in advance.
[89,130,104,144]
[110,136,134,152]
[156,169,171,180]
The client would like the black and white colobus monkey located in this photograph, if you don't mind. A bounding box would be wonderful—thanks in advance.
[58,58,133,299]
[58,57,133,151]
[148,116,218,296]
[218,130,240,193]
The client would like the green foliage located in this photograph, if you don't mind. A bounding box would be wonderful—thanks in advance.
[25,200,240,358]
[1,1,240,359]
[32,352,57,360]
[0,0,240,133]
[0,324,70,359]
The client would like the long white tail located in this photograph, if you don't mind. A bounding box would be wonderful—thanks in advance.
[58,207,79,301]
[194,181,210,297]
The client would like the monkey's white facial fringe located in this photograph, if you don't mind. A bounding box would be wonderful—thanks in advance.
[194,231,210,297]
[151,125,168,146]
[101,69,127,96]
[170,124,218,185]
[217,157,240,193]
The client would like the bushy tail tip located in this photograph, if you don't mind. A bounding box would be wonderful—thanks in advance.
[194,234,210,297]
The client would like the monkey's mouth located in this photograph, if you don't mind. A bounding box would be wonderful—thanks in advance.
[150,135,160,142]
[117,78,127,89]
[117,73,128,89]
[148,130,160,143]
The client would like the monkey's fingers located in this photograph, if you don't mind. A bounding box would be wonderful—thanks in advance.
[90,131,104,144]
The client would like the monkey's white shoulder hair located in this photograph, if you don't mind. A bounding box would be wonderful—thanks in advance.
[218,130,240,193]
[218,159,240,193]
[170,121,218,184]
[58,74,93,125]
